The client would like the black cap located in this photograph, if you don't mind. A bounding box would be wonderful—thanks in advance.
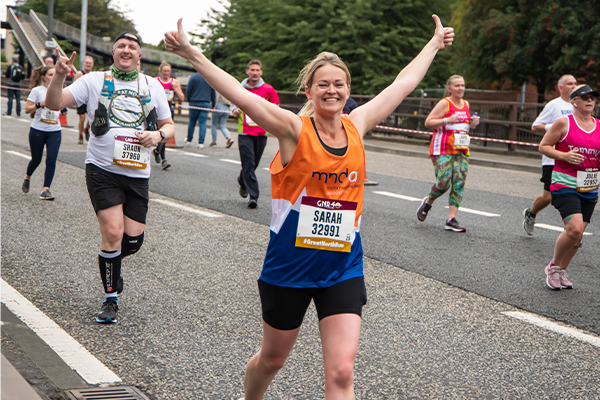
[114,32,141,47]
[570,85,599,100]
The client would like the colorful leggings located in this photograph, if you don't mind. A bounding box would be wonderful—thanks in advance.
[428,153,469,208]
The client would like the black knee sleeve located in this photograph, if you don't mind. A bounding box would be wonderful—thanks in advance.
[99,250,122,294]
[121,232,144,258]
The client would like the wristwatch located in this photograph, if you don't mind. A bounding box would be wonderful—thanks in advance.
[35,102,41,109]
[159,130,166,141]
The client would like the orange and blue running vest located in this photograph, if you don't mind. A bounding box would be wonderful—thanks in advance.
[261,115,365,288]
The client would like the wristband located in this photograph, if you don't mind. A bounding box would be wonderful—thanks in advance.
[35,102,41,109]
[545,123,553,132]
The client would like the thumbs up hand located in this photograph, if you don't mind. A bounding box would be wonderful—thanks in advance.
[432,14,454,50]
[164,18,192,58]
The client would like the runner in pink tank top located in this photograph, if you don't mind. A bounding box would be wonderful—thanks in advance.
[539,84,600,290]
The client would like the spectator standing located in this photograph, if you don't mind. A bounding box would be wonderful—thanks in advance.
[185,72,215,148]
[5,56,24,116]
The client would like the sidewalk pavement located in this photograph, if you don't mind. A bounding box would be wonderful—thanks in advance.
[2,355,43,400]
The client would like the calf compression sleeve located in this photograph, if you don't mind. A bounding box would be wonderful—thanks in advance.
[99,250,122,294]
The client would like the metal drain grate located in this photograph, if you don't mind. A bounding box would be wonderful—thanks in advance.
[65,386,151,400]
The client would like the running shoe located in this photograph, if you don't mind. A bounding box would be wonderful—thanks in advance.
[197,143,205,149]
[544,263,562,290]
[248,198,258,209]
[445,218,466,232]
[238,176,248,198]
[417,197,432,222]
[153,148,161,163]
[209,141,217,147]
[84,126,90,141]
[22,178,30,193]
[96,298,118,323]
[184,141,191,148]
[162,160,171,170]
[523,208,535,236]
[78,136,84,145]
[40,190,55,201]
[558,269,573,289]
[226,138,234,148]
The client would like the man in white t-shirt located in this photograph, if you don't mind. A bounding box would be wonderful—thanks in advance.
[45,32,175,324]
[523,74,577,235]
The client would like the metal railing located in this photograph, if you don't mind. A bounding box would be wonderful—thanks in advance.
[29,10,77,74]
[7,8,44,68]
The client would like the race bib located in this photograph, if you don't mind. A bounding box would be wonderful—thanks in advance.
[453,132,470,150]
[164,89,174,102]
[245,113,258,127]
[112,132,148,169]
[40,108,60,125]
[576,168,600,192]
[296,196,357,253]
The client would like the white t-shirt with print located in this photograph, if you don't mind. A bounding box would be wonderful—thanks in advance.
[66,72,170,178]
[532,97,573,166]
[27,86,61,132]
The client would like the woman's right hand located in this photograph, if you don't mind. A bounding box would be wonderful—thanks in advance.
[164,19,194,59]
[447,114,459,124]
[562,149,585,165]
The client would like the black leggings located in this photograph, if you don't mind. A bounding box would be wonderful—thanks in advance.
[27,127,62,187]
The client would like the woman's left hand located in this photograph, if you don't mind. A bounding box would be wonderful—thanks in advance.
[432,15,454,50]
[471,116,480,127]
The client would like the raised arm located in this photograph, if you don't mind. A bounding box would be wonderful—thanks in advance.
[46,50,77,110]
[349,15,454,136]
[164,19,301,140]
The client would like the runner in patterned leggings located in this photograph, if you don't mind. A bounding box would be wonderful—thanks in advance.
[165,16,454,399]
[417,75,480,232]
[539,85,600,290]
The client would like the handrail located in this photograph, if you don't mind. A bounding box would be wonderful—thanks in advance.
[7,8,44,68]
[30,10,78,74]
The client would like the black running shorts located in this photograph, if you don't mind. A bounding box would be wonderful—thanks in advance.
[551,192,597,223]
[77,104,87,115]
[86,164,149,224]
[540,165,554,192]
[257,277,367,331]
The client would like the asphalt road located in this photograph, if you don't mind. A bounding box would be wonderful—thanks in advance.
[2,104,599,399]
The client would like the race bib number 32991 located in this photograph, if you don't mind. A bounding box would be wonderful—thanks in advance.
[296,196,357,252]
[577,168,600,192]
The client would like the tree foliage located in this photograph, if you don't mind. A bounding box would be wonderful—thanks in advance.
[451,0,600,102]
[196,0,452,94]
[20,0,138,43]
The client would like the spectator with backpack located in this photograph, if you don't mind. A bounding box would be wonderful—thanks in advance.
[5,56,25,116]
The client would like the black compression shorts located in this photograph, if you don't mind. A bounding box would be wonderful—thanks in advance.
[77,104,87,115]
[85,163,149,224]
[540,165,554,192]
[551,192,597,223]
[257,277,367,331]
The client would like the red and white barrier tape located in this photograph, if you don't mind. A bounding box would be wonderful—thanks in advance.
[1,85,31,92]
[374,125,539,147]
[174,104,231,114]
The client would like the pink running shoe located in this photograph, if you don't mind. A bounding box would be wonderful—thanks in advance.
[559,269,573,289]
[544,263,562,290]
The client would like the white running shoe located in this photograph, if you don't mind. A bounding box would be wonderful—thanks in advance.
[197,143,205,149]
[523,208,535,236]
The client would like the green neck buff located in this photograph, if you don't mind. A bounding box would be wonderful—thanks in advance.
[111,65,139,81]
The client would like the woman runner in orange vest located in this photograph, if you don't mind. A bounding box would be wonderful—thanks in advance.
[165,16,454,399]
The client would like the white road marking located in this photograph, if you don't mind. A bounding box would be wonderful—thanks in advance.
[65,128,79,133]
[150,198,221,218]
[3,115,14,119]
[15,118,30,123]
[444,206,500,217]
[536,223,592,236]
[5,150,30,159]
[502,311,600,348]
[165,148,178,152]
[374,191,421,202]
[263,168,270,171]
[1,279,121,384]
[182,152,208,158]
[220,158,241,165]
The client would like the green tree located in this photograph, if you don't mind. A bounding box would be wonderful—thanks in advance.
[197,0,452,94]
[451,0,600,102]
[20,0,138,42]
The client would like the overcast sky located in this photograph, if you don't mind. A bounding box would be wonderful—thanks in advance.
[2,0,227,46]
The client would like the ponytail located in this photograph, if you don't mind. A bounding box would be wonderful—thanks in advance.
[29,66,54,89]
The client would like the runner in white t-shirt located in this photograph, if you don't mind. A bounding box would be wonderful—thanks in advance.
[523,74,577,235]
[22,65,62,200]
[45,33,175,324]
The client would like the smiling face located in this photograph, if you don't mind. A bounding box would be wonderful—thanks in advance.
[447,77,465,99]
[43,68,55,86]
[160,65,172,81]
[83,57,94,73]
[305,63,349,115]
[113,36,141,72]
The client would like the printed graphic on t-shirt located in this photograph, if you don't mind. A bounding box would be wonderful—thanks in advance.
[109,89,144,128]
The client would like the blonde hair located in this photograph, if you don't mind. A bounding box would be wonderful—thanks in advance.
[295,52,351,117]
[159,60,171,72]
[29,66,54,89]
[443,75,464,97]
